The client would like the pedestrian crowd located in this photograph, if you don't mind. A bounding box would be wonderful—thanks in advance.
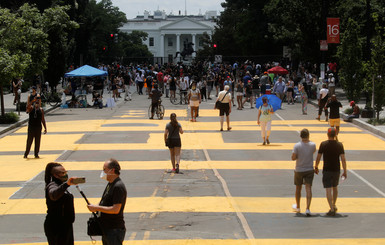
[20,60,355,245]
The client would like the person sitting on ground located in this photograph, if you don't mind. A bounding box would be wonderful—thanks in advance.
[345,101,360,122]
[92,91,103,109]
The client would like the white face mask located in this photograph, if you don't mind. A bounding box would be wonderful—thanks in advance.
[100,170,108,180]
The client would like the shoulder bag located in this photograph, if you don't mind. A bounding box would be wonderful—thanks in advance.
[215,91,230,109]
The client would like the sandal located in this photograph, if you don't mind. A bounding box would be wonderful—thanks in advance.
[227,127,232,131]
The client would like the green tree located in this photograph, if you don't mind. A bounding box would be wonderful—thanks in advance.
[43,5,78,91]
[0,4,49,116]
[363,13,385,120]
[336,18,365,102]
[120,31,153,63]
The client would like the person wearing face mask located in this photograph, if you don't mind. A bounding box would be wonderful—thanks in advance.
[44,162,76,245]
[87,159,127,245]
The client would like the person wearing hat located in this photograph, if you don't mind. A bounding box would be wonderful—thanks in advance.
[251,75,260,106]
[345,101,360,122]
[315,127,347,216]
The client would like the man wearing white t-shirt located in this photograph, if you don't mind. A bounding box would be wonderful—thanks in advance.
[316,84,329,121]
[215,85,232,131]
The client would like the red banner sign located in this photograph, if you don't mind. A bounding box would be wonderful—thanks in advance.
[327,18,340,43]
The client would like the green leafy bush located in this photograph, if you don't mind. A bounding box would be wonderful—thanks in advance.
[0,112,20,124]
[368,118,385,126]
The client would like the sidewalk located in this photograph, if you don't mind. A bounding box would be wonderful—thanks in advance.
[0,88,132,136]
[308,86,385,139]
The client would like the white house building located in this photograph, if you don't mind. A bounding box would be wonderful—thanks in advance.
[120,10,217,64]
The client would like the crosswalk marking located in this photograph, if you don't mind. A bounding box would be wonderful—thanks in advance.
[2,197,385,215]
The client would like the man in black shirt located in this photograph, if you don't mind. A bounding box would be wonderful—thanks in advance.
[88,159,127,245]
[326,95,343,137]
[149,84,162,119]
[315,128,347,216]
[24,97,47,158]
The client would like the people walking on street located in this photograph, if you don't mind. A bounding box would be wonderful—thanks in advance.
[291,129,316,216]
[257,97,274,145]
[298,83,308,115]
[12,78,22,105]
[328,73,336,96]
[260,72,270,95]
[87,159,127,245]
[326,95,343,137]
[215,85,232,131]
[149,84,162,119]
[188,82,201,122]
[44,162,76,245]
[286,77,295,105]
[315,128,347,216]
[164,113,184,173]
[272,76,286,108]
[235,79,244,110]
[316,84,329,121]
[24,97,47,158]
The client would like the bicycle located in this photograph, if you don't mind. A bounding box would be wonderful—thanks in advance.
[40,82,60,106]
[148,99,165,119]
[170,89,189,105]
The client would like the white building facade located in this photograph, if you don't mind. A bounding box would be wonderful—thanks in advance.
[120,10,217,64]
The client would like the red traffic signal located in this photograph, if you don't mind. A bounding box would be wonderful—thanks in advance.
[213,44,217,48]
[103,46,106,51]
[110,34,114,37]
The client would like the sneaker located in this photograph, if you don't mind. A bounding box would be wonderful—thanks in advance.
[23,155,27,159]
[34,155,40,159]
[175,164,179,173]
[292,204,300,213]
[149,117,154,119]
[171,168,176,173]
[266,139,270,144]
[263,141,266,145]
[220,128,223,131]
[227,127,232,131]
[305,209,311,217]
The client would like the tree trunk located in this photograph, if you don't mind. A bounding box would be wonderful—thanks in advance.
[0,84,5,117]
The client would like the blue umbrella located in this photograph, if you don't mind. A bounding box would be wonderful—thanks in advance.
[255,94,281,111]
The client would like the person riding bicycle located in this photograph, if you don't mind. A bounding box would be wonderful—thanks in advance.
[150,83,162,119]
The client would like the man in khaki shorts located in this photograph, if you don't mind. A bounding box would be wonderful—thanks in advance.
[326,95,342,139]
[291,129,316,216]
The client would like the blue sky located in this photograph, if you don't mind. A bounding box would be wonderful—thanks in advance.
[111,0,224,19]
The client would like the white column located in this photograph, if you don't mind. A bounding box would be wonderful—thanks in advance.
[176,34,181,53]
[160,34,165,60]
[191,33,196,57]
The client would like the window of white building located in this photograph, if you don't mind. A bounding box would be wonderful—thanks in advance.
[168,38,173,47]
[149,37,154,46]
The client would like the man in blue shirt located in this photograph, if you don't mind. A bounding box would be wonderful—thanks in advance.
[272,76,286,108]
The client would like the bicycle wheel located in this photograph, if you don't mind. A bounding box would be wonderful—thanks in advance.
[48,94,60,106]
[170,94,180,105]
[157,105,165,119]
[148,105,152,118]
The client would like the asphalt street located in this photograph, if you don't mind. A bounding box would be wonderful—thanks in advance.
[1,88,385,245]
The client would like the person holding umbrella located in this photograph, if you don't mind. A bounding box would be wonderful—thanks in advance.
[257,97,274,145]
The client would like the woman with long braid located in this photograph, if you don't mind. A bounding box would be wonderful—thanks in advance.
[44,162,76,245]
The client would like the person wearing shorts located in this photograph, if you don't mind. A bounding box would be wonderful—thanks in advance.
[326,94,342,137]
[315,128,347,216]
[188,82,201,122]
[164,113,184,173]
[291,129,316,216]
[215,85,232,131]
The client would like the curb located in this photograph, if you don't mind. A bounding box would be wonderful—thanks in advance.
[0,105,59,136]
[309,99,385,139]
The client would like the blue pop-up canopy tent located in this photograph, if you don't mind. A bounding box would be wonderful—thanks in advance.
[64,65,108,77]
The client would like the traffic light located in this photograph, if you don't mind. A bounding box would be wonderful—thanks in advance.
[213,44,217,48]
[110,34,114,38]
[103,46,106,51]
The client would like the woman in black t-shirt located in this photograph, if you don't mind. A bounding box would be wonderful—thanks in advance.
[164,113,184,173]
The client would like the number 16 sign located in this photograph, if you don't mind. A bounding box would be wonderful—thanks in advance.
[327,18,340,43]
